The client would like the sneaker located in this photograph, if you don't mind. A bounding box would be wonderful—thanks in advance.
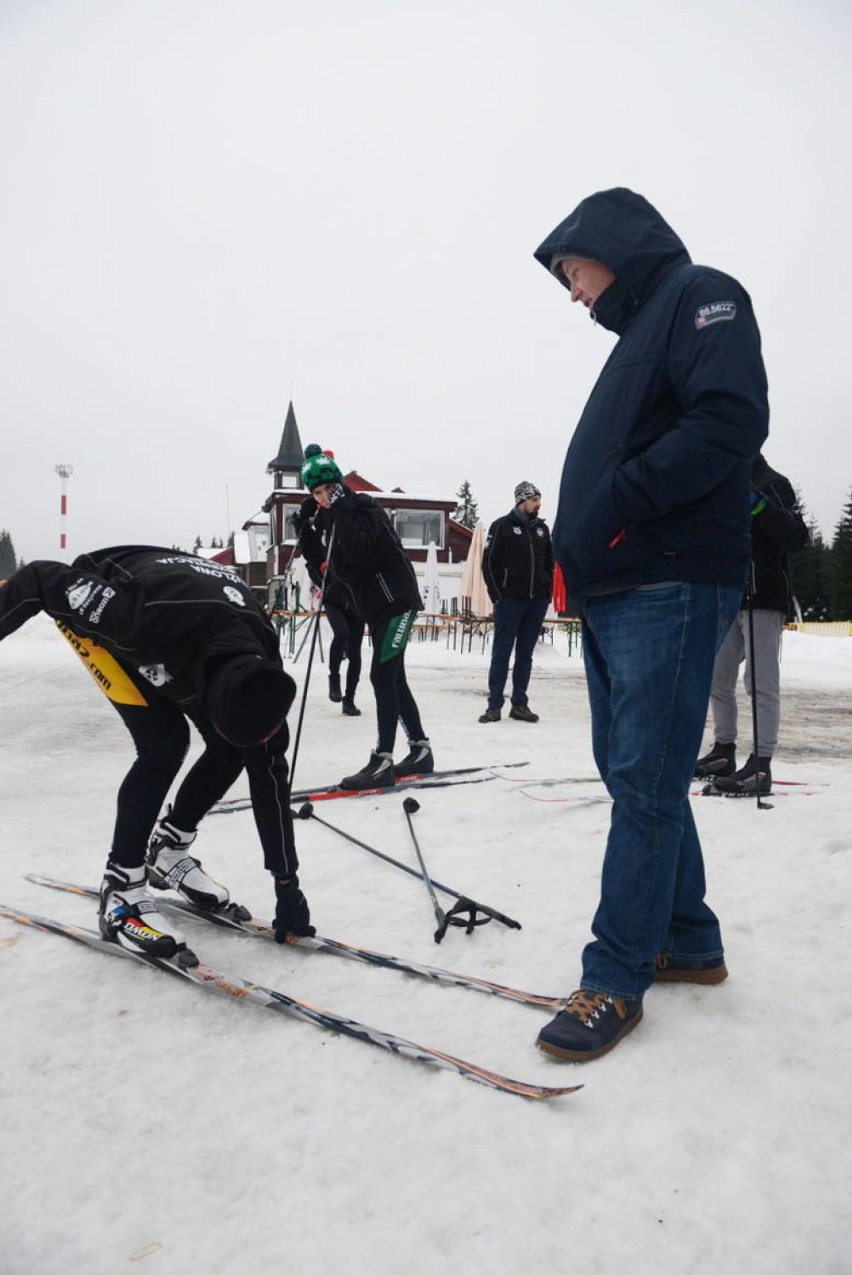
[536,989,643,1062]
[341,699,361,716]
[654,953,728,984]
[339,751,395,790]
[99,861,186,958]
[694,741,736,779]
[147,815,230,910]
[328,673,343,703]
[478,707,501,723]
[712,754,772,796]
[395,739,434,778]
[509,704,539,723]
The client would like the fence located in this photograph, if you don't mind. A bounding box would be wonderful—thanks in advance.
[786,621,852,638]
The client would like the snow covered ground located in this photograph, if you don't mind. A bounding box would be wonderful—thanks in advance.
[2,616,851,1274]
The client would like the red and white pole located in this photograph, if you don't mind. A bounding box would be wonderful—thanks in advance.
[55,464,73,559]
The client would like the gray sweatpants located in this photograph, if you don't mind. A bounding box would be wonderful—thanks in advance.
[710,608,784,758]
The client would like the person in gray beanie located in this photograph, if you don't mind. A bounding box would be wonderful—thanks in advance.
[480,482,554,723]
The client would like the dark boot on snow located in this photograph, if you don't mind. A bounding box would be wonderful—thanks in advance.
[339,751,395,790]
[694,741,736,780]
[712,754,772,796]
[395,739,434,778]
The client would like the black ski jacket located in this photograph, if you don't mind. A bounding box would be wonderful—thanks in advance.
[747,457,809,614]
[293,497,356,613]
[534,188,770,600]
[482,509,554,604]
[0,545,292,714]
[298,491,422,628]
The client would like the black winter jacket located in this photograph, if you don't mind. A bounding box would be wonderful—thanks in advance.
[0,545,290,714]
[298,491,422,628]
[482,510,554,604]
[747,457,809,613]
[293,497,354,612]
[534,188,770,600]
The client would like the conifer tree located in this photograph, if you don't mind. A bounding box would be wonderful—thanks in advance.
[791,517,831,620]
[453,480,479,530]
[0,529,18,578]
[828,487,852,620]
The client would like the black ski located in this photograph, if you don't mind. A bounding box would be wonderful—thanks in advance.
[0,903,581,1101]
[25,875,567,1009]
[210,762,530,814]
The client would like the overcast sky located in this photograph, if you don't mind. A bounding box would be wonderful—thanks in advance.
[2,0,850,564]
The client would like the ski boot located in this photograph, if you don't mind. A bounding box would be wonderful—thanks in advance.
[99,861,186,959]
[395,739,434,778]
[147,813,230,911]
[694,741,736,780]
[339,751,395,790]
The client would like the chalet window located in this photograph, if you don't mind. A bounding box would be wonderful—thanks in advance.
[282,509,301,543]
[394,509,444,549]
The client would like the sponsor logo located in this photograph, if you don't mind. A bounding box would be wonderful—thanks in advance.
[154,555,240,581]
[695,300,737,329]
[88,586,116,625]
[67,581,95,611]
[223,585,245,607]
[390,611,413,650]
[137,663,172,687]
[512,526,522,536]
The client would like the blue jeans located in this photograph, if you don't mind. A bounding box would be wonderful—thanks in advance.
[487,596,550,709]
[579,581,742,1000]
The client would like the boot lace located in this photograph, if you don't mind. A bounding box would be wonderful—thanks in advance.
[563,989,612,1027]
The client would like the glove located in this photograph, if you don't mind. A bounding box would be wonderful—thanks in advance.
[293,495,318,532]
[326,483,345,506]
[272,874,315,941]
[749,490,767,516]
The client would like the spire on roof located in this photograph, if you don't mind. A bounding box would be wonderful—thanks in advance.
[267,401,305,473]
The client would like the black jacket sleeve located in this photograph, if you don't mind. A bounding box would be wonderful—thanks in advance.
[0,560,139,647]
[752,476,810,555]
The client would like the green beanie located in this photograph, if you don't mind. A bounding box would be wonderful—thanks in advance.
[301,445,343,491]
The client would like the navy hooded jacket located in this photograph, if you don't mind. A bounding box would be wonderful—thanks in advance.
[534,188,770,600]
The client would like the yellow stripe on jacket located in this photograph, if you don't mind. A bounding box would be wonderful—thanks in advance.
[54,620,149,706]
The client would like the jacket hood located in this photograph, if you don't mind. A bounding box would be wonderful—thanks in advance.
[533,188,691,307]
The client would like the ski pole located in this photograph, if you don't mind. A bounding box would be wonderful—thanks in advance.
[403,797,482,943]
[745,562,773,811]
[289,525,336,789]
[296,801,521,932]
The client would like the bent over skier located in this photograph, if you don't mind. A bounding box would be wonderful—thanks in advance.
[0,546,315,958]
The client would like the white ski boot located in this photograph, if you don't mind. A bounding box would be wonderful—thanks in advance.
[99,861,186,958]
[147,814,230,911]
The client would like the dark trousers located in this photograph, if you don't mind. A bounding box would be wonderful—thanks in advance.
[326,601,364,699]
[109,694,297,878]
[370,613,425,754]
[487,596,549,709]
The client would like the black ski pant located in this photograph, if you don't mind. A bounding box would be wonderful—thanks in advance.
[369,612,426,755]
[109,692,298,878]
[326,601,364,699]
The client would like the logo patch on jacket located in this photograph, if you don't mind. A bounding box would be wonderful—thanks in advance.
[223,585,245,607]
[137,663,171,687]
[67,581,95,611]
[695,301,736,329]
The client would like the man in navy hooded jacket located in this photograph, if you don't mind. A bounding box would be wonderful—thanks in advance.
[531,189,769,1063]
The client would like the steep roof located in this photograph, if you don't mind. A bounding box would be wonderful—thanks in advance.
[267,401,304,472]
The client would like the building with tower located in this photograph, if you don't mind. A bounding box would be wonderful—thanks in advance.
[242,401,472,607]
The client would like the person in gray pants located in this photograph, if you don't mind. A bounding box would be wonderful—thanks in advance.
[695,455,809,794]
